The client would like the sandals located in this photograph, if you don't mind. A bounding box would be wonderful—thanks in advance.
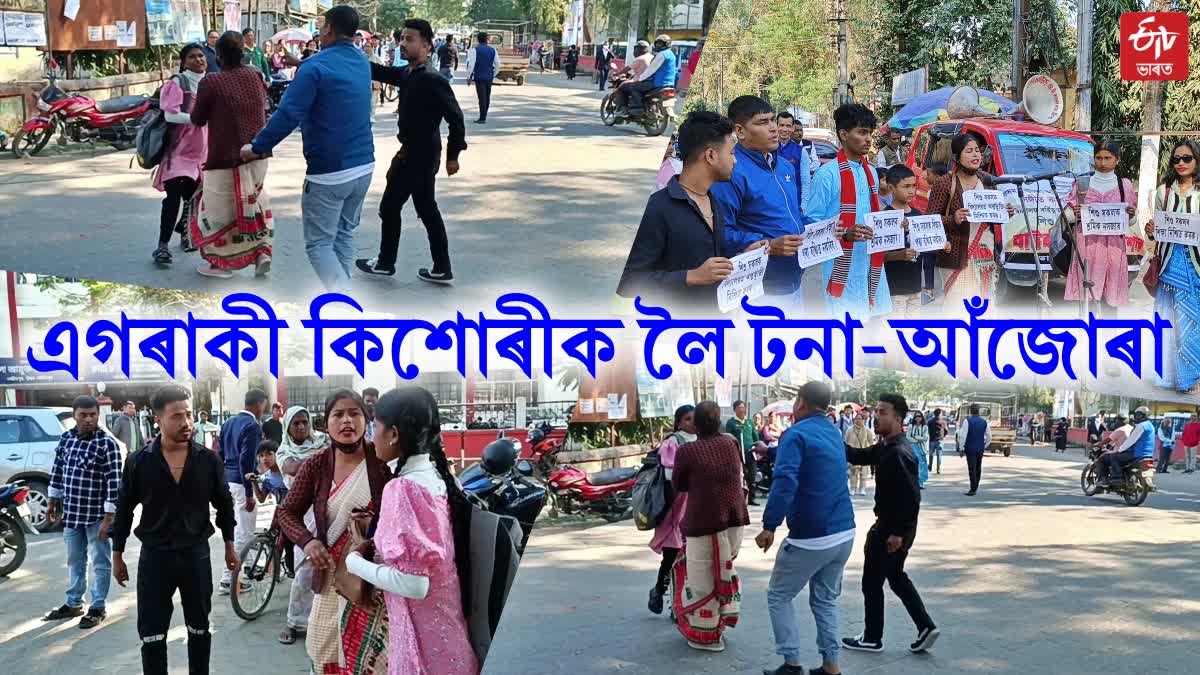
[153,245,173,265]
[278,626,304,644]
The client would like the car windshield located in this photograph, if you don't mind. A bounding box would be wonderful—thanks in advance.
[813,141,837,159]
[995,133,1094,177]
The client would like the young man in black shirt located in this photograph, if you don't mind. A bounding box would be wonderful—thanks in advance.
[357,18,467,285]
[436,33,458,81]
[842,393,939,656]
[111,385,238,675]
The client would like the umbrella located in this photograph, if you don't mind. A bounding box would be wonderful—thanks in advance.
[886,86,1018,131]
[271,28,312,44]
[759,400,794,416]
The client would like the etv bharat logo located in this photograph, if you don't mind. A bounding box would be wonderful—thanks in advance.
[1121,12,1189,81]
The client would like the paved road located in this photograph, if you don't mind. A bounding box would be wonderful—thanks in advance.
[484,444,1200,674]
[0,72,662,313]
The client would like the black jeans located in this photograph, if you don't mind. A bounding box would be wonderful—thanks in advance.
[861,524,933,643]
[160,176,197,245]
[378,150,450,274]
[598,65,609,91]
[743,449,758,502]
[474,80,493,121]
[627,80,659,113]
[137,543,213,675]
[655,546,679,595]
[966,451,983,492]
[1104,450,1135,481]
[1158,445,1174,472]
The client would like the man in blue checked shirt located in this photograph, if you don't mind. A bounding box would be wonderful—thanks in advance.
[43,395,123,629]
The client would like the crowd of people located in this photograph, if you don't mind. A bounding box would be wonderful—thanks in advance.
[37,382,488,674]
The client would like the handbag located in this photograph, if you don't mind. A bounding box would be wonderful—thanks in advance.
[333,511,381,607]
[1142,253,1161,295]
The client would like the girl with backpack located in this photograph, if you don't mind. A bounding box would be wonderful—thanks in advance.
[152,43,208,265]
[647,404,695,616]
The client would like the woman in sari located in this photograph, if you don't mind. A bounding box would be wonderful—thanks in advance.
[647,405,695,616]
[671,401,750,652]
[1065,141,1137,317]
[276,390,392,674]
[906,411,930,488]
[188,30,273,280]
[1146,140,1200,394]
[343,387,479,675]
[275,406,330,646]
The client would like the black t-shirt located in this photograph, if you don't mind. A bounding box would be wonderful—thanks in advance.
[928,417,943,442]
[885,206,924,296]
[436,44,455,67]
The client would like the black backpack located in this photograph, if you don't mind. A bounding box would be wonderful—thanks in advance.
[134,75,185,170]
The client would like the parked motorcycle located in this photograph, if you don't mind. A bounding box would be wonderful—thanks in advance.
[547,464,637,523]
[267,75,291,114]
[11,74,152,159]
[460,439,548,554]
[752,441,776,499]
[1080,447,1155,506]
[527,423,565,482]
[599,69,676,137]
[0,482,39,577]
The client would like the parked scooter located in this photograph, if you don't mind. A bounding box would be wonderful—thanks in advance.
[599,68,676,137]
[11,73,152,158]
[460,439,548,554]
[0,482,39,577]
[547,463,637,522]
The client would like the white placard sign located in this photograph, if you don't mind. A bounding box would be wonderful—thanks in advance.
[963,189,1008,223]
[908,214,947,252]
[866,209,906,254]
[796,217,844,268]
[716,245,768,313]
[1082,203,1129,236]
[1153,211,1200,247]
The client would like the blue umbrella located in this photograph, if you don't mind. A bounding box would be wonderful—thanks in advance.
[886,86,1018,131]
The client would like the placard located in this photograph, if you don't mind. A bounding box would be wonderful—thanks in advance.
[866,209,906,254]
[797,216,844,269]
[963,189,1008,223]
[1082,203,1130,237]
[716,245,768,313]
[908,214,947,253]
[1,11,46,46]
[1153,211,1200,246]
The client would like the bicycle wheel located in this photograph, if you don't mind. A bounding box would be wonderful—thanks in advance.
[231,535,279,621]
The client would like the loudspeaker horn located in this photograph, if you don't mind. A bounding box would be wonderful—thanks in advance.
[1020,75,1064,126]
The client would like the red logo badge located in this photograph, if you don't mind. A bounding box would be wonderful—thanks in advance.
[1120,12,1189,81]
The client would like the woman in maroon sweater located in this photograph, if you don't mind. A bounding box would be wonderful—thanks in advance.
[670,400,750,652]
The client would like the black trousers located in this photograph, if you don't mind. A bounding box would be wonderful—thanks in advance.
[159,176,197,245]
[655,546,679,595]
[378,150,450,273]
[474,80,493,121]
[743,449,758,502]
[966,451,983,492]
[1104,450,1136,480]
[1158,445,1174,472]
[861,524,933,643]
[598,65,609,91]
[627,80,659,113]
[137,543,213,675]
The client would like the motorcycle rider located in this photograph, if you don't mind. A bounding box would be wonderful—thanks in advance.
[1100,407,1156,486]
[626,35,678,117]
[611,40,653,112]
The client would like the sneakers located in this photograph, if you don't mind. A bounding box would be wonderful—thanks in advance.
[153,244,173,264]
[42,604,85,621]
[762,664,806,675]
[218,579,232,596]
[255,254,272,277]
[842,634,883,653]
[78,607,106,629]
[910,625,940,653]
[355,258,396,276]
[647,588,664,615]
[197,263,234,279]
[417,268,453,285]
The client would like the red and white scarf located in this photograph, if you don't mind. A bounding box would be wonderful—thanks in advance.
[826,149,884,306]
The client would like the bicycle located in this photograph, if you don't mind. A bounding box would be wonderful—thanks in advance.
[231,476,294,621]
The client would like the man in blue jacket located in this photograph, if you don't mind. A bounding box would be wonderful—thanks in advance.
[711,96,806,311]
[241,4,375,292]
[775,111,811,216]
[217,388,268,594]
[1102,406,1156,484]
[955,403,991,496]
[627,35,677,116]
[466,31,499,124]
[755,381,855,675]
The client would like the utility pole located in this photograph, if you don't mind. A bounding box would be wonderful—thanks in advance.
[625,0,642,68]
[1074,0,1094,131]
[830,0,848,107]
[1011,0,1028,98]
[1137,0,1171,224]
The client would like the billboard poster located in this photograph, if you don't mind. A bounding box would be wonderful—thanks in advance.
[146,0,204,45]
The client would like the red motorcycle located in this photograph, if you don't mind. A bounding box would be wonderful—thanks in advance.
[547,464,637,522]
[527,424,565,481]
[11,74,152,159]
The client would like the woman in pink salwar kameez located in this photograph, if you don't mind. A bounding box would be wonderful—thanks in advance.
[344,387,478,675]
[1065,141,1137,315]
[647,405,696,615]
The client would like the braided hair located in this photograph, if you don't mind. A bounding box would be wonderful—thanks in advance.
[374,387,472,614]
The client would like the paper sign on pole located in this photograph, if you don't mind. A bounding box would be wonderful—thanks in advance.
[716,245,768,313]
[963,189,1008,223]
[797,216,844,268]
[866,210,906,254]
[908,214,947,252]
[1082,203,1130,236]
[1153,211,1200,246]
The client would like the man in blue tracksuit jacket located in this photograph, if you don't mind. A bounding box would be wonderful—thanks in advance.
[755,381,856,675]
[711,96,806,311]
[217,388,268,592]
[243,5,375,292]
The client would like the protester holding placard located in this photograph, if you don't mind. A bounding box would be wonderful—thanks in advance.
[1146,140,1200,394]
[926,133,1013,309]
[882,165,944,316]
[1063,141,1136,316]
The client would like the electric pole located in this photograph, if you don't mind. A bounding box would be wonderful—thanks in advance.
[1137,0,1171,225]
[1011,0,1028,98]
[1074,0,1094,131]
[626,0,643,68]
[831,0,849,107]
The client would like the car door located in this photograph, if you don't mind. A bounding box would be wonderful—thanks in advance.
[23,414,63,476]
[0,416,30,482]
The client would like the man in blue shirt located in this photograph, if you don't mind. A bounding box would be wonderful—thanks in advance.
[242,5,375,292]
[466,31,500,123]
[710,96,806,310]
[1103,407,1157,484]
[217,388,268,594]
[775,111,811,216]
[955,404,991,496]
[755,381,855,675]
[626,35,677,116]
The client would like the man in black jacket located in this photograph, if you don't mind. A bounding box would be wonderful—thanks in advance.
[111,385,238,675]
[842,393,939,655]
[357,18,467,286]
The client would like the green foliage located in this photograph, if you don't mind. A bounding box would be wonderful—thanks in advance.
[34,277,221,316]
[1161,0,1200,164]
[567,417,671,449]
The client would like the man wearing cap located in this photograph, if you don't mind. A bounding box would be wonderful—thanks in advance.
[1101,407,1156,485]
[626,35,678,116]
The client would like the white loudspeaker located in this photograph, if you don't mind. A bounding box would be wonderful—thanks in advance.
[1021,75,1064,126]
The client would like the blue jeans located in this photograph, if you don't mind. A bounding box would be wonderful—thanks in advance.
[64,520,112,610]
[301,174,372,291]
[767,538,854,666]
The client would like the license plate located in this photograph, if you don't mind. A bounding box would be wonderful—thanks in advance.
[16,503,31,518]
